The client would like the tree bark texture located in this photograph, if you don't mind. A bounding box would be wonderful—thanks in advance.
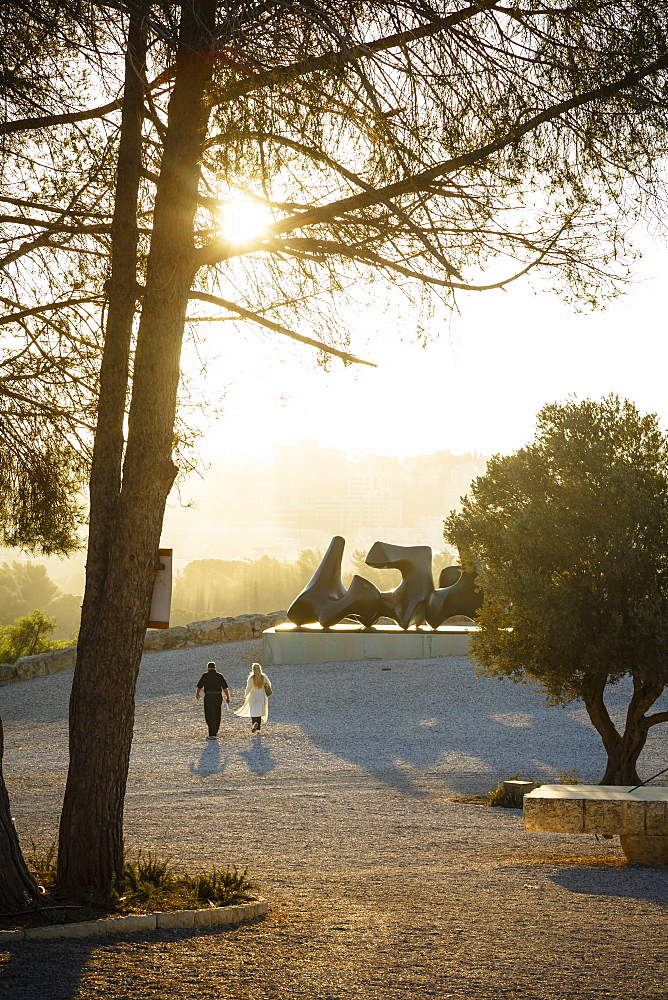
[584,674,660,785]
[58,0,218,894]
[81,6,147,630]
[0,717,40,911]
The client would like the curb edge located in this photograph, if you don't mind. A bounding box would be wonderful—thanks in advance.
[0,897,267,942]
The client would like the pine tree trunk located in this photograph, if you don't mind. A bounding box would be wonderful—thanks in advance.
[57,0,218,894]
[80,6,146,628]
[0,717,40,911]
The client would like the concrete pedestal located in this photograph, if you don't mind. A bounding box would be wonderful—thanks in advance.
[261,622,477,666]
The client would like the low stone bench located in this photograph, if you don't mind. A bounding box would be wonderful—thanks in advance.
[523,784,668,864]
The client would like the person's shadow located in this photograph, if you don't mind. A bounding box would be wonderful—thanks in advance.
[189,738,227,776]
[238,734,276,776]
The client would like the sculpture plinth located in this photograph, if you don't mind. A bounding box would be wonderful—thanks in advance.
[261,622,478,666]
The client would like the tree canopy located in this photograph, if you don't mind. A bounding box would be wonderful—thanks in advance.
[3,2,668,554]
[4,3,668,415]
[445,396,668,783]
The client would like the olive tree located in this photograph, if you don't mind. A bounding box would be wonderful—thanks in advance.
[446,396,668,784]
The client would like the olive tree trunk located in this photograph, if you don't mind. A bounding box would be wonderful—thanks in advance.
[584,675,663,785]
[0,717,40,911]
[57,0,217,894]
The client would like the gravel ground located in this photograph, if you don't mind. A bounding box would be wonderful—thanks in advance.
[1,640,668,999]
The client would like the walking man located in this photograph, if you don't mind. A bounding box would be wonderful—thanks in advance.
[195,661,231,739]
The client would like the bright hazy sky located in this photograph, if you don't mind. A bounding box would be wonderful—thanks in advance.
[184,232,668,463]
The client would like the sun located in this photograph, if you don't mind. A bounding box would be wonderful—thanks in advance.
[222,201,273,243]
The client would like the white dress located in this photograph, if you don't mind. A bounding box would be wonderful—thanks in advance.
[234,672,272,723]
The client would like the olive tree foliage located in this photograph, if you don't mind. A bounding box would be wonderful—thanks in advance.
[446,397,668,785]
[2,2,668,893]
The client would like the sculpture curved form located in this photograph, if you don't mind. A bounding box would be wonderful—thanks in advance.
[438,565,462,589]
[318,574,383,629]
[287,540,482,631]
[287,535,347,626]
[425,567,483,628]
[366,541,434,630]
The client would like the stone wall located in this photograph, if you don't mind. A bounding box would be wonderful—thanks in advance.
[0,611,289,686]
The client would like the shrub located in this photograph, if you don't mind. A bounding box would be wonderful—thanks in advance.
[0,610,69,663]
[27,837,57,892]
[26,839,257,922]
[121,852,256,910]
[183,866,256,907]
[122,852,177,907]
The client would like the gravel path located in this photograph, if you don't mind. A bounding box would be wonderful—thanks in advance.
[1,641,668,999]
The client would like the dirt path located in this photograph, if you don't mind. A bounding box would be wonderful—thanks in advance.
[1,641,667,999]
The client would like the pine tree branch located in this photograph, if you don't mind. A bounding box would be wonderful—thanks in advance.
[195,49,668,271]
[0,195,112,220]
[208,1,502,107]
[0,215,110,234]
[187,290,376,367]
[0,68,174,136]
[646,711,668,728]
[0,297,103,328]
[279,234,564,291]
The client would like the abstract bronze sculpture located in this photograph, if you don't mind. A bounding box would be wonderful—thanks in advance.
[318,574,384,629]
[365,541,434,629]
[287,536,481,629]
[425,567,483,629]
[287,535,347,626]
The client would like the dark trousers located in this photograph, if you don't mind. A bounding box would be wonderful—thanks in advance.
[204,692,223,736]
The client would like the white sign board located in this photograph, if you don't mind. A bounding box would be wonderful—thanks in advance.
[148,548,172,629]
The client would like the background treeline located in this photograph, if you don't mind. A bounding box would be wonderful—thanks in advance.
[0,562,81,639]
[0,548,460,636]
[170,550,324,624]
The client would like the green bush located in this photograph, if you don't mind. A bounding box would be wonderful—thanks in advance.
[556,768,580,785]
[122,851,177,907]
[487,781,517,808]
[0,610,70,663]
[26,843,257,917]
[121,852,256,911]
[184,865,255,907]
[27,837,57,892]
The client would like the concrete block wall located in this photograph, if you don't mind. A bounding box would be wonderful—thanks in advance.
[0,611,289,686]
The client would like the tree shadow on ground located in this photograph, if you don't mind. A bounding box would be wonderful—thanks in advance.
[551,864,668,906]
[238,734,276,777]
[0,936,93,1000]
[278,658,606,797]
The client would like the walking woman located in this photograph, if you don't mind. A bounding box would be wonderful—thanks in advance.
[235,662,272,732]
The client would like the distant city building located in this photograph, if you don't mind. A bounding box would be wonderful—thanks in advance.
[162,442,488,562]
[274,441,348,530]
[272,442,486,539]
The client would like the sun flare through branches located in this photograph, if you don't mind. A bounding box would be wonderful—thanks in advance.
[221,201,272,244]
